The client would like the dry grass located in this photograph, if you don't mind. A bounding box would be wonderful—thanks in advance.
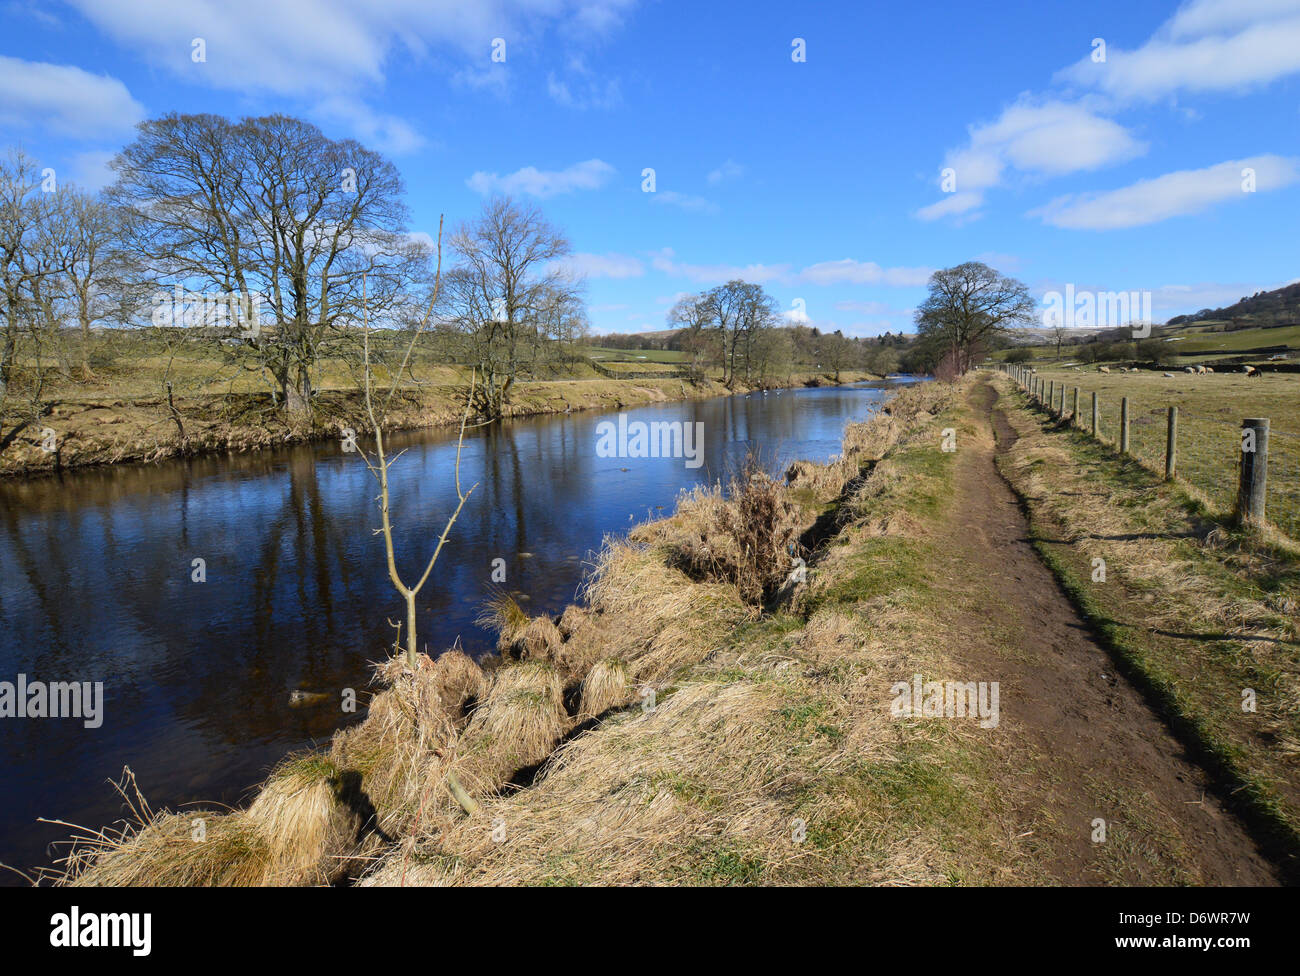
[578,657,632,720]
[245,754,367,885]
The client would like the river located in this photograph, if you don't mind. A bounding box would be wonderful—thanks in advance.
[0,377,915,880]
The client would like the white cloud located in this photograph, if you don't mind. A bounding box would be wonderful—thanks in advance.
[546,71,621,109]
[650,190,720,215]
[797,259,932,288]
[706,160,744,184]
[1029,154,1300,229]
[0,55,144,137]
[312,96,425,155]
[1059,0,1300,100]
[466,158,615,198]
[833,300,896,315]
[914,191,983,221]
[647,249,930,288]
[917,98,1145,220]
[66,0,637,96]
[67,150,117,191]
[562,252,644,278]
[649,248,787,284]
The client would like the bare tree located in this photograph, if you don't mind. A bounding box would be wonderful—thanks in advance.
[0,150,68,402]
[444,196,581,420]
[356,218,478,667]
[64,189,133,380]
[108,113,431,421]
[668,292,719,381]
[915,262,1035,374]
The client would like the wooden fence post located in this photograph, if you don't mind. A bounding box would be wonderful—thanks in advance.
[1091,392,1099,437]
[1165,406,1177,480]
[1073,387,1080,427]
[1236,418,1270,525]
[1120,397,1130,454]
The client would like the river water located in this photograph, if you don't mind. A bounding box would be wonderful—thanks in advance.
[0,378,914,880]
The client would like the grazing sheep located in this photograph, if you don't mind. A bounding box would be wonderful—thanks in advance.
[1184,366,1196,374]
[1162,372,1175,378]
[1098,366,1110,374]
[1204,366,1214,373]
[1195,365,1207,374]
[1246,366,1263,378]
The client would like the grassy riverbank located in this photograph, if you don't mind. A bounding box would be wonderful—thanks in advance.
[49,374,1285,886]
[53,380,995,886]
[0,367,877,478]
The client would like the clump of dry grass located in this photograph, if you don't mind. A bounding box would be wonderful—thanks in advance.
[558,604,590,638]
[49,771,276,887]
[476,591,529,650]
[579,657,632,720]
[430,647,487,721]
[717,453,805,605]
[245,754,367,885]
[63,811,273,887]
[519,615,563,662]
[452,661,570,795]
[629,457,803,608]
[330,653,459,836]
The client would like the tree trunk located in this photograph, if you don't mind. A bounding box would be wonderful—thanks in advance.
[282,365,312,420]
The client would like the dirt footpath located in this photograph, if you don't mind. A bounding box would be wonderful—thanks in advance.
[939,377,1278,884]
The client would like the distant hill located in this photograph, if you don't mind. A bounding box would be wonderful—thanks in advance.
[1167,281,1300,329]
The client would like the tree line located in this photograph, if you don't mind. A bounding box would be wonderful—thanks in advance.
[1,113,590,428]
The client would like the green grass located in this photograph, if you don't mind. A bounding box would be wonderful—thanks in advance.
[1021,367,1300,538]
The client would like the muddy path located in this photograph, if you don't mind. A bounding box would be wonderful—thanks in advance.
[937,376,1279,884]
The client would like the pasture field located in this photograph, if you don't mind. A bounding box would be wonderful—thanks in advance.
[1027,366,1300,539]
[579,346,691,363]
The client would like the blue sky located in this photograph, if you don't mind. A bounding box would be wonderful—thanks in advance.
[2,0,1298,337]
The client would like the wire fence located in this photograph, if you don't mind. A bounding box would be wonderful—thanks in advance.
[1001,365,1300,541]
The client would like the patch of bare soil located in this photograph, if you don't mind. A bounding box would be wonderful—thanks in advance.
[938,377,1278,884]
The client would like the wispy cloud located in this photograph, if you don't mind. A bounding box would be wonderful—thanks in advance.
[0,55,144,137]
[798,259,932,288]
[647,249,930,287]
[650,190,720,215]
[706,159,744,184]
[1029,154,1300,230]
[561,252,644,278]
[66,0,639,97]
[312,95,425,155]
[467,158,616,198]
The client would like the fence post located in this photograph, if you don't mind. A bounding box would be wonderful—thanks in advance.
[1073,387,1080,427]
[1165,406,1177,480]
[1048,380,1054,414]
[1235,418,1270,525]
[1058,383,1065,417]
[1120,397,1130,454]
[1091,392,1099,437]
